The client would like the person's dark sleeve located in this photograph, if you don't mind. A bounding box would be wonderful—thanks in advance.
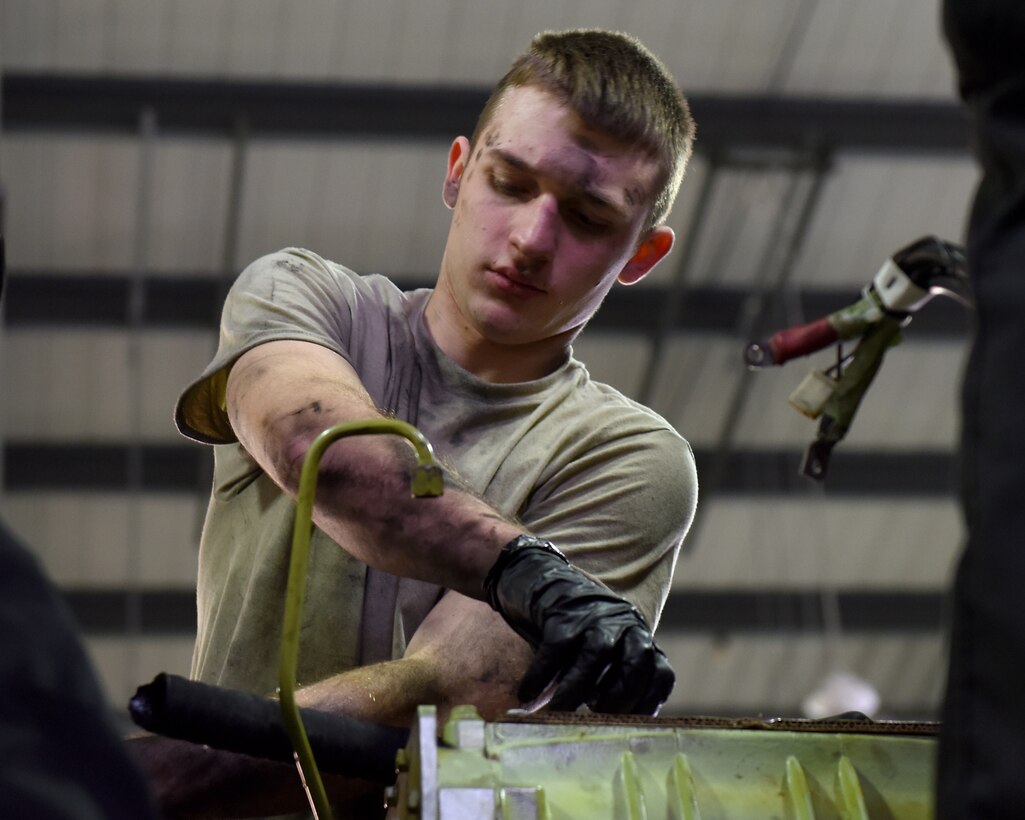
[0,520,158,819]
[938,2,1025,816]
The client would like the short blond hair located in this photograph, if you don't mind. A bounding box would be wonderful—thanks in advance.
[472,29,695,232]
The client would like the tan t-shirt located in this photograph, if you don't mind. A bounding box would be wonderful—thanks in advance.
[176,248,698,694]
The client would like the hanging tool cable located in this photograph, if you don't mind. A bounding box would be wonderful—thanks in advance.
[744,235,972,480]
[280,419,444,819]
[129,418,443,819]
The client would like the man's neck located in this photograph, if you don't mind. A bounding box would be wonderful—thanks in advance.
[423,295,574,384]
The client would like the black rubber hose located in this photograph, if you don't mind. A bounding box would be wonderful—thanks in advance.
[129,673,409,782]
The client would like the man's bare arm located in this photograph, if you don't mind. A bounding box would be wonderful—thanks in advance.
[294,592,534,724]
[225,338,520,598]
[226,338,675,715]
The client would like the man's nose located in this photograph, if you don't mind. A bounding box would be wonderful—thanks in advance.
[510,195,558,265]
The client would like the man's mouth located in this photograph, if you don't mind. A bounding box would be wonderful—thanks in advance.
[488,267,545,296]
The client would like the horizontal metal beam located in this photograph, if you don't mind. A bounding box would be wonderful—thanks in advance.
[2,272,972,339]
[5,443,212,492]
[2,73,971,154]
[659,589,947,634]
[4,443,957,496]
[61,586,947,636]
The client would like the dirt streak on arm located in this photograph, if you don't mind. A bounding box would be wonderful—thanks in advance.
[225,339,523,598]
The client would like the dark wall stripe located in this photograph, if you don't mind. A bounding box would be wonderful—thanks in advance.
[4,443,957,496]
[3,273,972,339]
[3,274,224,327]
[61,587,946,637]
[2,73,971,154]
[66,588,196,636]
[659,589,948,634]
[697,449,960,497]
[4,443,212,492]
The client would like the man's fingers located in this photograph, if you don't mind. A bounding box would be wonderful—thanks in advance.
[628,648,675,715]
[517,641,566,704]
[589,630,656,714]
[519,623,675,714]
[543,636,619,711]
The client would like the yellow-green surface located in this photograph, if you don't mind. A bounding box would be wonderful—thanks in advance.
[395,706,936,819]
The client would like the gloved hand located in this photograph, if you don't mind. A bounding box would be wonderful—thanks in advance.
[483,534,675,715]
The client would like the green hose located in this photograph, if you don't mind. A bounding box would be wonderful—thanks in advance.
[279,419,444,819]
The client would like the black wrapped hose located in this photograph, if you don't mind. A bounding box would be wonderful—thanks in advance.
[129,673,408,782]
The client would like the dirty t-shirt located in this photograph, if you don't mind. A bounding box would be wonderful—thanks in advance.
[176,248,698,695]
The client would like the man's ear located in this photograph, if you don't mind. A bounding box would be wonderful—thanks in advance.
[443,136,472,209]
[617,226,675,285]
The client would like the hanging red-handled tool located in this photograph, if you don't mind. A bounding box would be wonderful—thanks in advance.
[745,235,972,480]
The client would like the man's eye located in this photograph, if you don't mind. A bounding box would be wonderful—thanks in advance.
[571,210,608,232]
[491,175,527,197]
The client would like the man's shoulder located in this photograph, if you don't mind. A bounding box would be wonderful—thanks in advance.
[568,368,683,439]
[237,247,436,332]
[247,247,408,298]
[547,366,692,467]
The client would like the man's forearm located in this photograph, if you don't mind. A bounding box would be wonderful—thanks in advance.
[306,432,520,600]
[226,340,521,598]
[224,340,675,716]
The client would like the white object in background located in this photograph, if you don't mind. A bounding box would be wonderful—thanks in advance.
[801,671,881,719]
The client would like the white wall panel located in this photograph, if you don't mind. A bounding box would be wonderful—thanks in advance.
[780,0,956,98]
[106,1,167,74]
[0,494,202,586]
[236,141,451,277]
[794,155,977,289]
[4,136,141,271]
[159,0,234,76]
[327,0,412,82]
[643,334,745,444]
[678,498,963,589]
[660,633,945,716]
[571,332,652,399]
[88,635,196,708]
[1,1,53,70]
[638,156,714,290]
[48,0,111,72]
[149,139,234,274]
[686,167,807,289]
[2,0,959,98]
[3,329,214,441]
[645,155,976,294]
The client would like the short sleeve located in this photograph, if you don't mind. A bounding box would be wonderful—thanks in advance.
[174,248,363,444]
[521,424,698,629]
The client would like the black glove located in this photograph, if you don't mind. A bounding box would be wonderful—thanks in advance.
[483,534,675,715]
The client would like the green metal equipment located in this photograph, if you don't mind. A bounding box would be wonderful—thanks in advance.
[274,421,939,819]
[279,419,444,819]
[389,707,937,819]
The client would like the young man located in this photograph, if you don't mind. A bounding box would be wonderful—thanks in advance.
[135,29,698,816]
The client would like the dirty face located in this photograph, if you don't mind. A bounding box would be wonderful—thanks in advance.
[428,85,673,380]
